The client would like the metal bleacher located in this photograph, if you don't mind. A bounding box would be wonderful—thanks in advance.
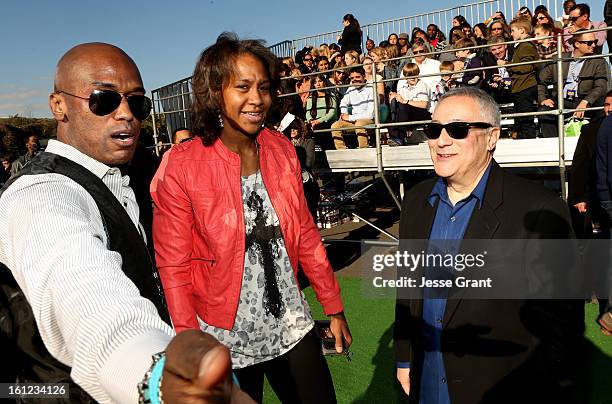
[150,0,611,217]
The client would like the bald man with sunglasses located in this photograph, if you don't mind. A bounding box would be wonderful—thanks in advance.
[394,87,585,404]
[0,43,252,403]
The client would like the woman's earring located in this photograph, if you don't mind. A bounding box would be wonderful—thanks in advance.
[218,114,224,128]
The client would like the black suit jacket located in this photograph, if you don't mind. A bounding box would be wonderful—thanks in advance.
[394,161,585,404]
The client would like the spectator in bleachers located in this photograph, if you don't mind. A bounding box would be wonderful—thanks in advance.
[316,56,330,75]
[560,0,577,27]
[319,43,331,59]
[299,53,315,74]
[365,38,376,53]
[411,28,432,51]
[488,19,512,41]
[298,75,313,109]
[538,29,608,137]
[385,42,401,73]
[439,28,464,63]
[534,23,559,60]
[388,33,399,46]
[398,33,410,56]
[330,50,343,68]
[473,23,488,45]
[282,57,302,76]
[454,37,484,87]
[483,10,508,26]
[344,50,359,66]
[283,117,320,221]
[533,8,561,31]
[363,55,389,122]
[431,60,457,111]
[516,6,532,19]
[507,16,539,139]
[452,14,467,27]
[328,60,348,106]
[407,41,441,96]
[427,24,448,58]
[10,133,40,176]
[338,13,363,54]
[330,66,374,149]
[389,63,431,146]
[459,22,473,38]
[306,74,337,150]
[563,4,608,54]
[172,127,192,145]
[481,36,514,104]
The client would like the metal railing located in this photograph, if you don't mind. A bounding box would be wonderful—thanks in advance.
[269,0,558,57]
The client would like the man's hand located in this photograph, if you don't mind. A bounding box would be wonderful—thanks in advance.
[340,113,350,121]
[574,202,587,213]
[496,59,506,66]
[541,99,555,108]
[573,100,589,119]
[396,367,411,396]
[329,312,352,353]
[162,330,255,403]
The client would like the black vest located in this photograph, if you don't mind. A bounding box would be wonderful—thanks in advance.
[0,152,170,403]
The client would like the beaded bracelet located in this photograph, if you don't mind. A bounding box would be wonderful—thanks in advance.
[138,351,166,404]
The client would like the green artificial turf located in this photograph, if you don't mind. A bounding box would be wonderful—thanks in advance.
[263,277,612,403]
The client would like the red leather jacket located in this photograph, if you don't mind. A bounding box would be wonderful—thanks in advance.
[151,128,343,332]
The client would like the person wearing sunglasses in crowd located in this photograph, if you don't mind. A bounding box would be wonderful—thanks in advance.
[151,33,351,403]
[395,86,585,404]
[563,3,608,54]
[538,29,608,137]
[0,42,252,403]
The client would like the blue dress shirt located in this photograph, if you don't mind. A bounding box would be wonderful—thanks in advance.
[419,163,492,404]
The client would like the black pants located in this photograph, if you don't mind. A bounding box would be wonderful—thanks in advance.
[511,86,537,138]
[390,103,431,145]
[234,329,336,404]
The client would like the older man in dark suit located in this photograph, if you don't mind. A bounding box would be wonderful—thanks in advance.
[394,87,584,404]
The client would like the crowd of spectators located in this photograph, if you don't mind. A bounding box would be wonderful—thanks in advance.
[276,2,610,150]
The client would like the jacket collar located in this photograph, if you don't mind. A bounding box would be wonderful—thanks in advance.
[211,128,273,166]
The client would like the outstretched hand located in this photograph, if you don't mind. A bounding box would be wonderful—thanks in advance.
[162,330,255,403]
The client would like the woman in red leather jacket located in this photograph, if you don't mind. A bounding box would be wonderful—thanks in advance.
[151,33,351,403]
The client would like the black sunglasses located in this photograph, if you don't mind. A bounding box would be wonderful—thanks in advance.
[576,40,596,46]
[569,15,581,21]
[58,89,152,120]
[424,121,493,139]
[413,50,427,55]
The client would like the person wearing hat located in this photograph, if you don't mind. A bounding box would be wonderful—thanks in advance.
[398,33,410,56]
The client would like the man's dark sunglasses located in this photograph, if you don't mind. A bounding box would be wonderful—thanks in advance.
[57,89,152,120]
[576,40,596,46]
[413,50,427,55]
[424,121,493,139]
[568,15,581,21]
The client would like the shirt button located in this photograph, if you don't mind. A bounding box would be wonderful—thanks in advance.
[436,318,443,324]
[441,377,447,384]
[450,216,456,222]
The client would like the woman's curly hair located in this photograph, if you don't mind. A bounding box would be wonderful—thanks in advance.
[190,32,280,145]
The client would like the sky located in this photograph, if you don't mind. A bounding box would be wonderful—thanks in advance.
[0,0,607,118]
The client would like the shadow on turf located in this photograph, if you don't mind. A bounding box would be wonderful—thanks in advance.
[352,324,407,404]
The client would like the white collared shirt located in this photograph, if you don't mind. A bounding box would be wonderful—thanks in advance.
[0,139,173,403]
[339,84,375,121]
